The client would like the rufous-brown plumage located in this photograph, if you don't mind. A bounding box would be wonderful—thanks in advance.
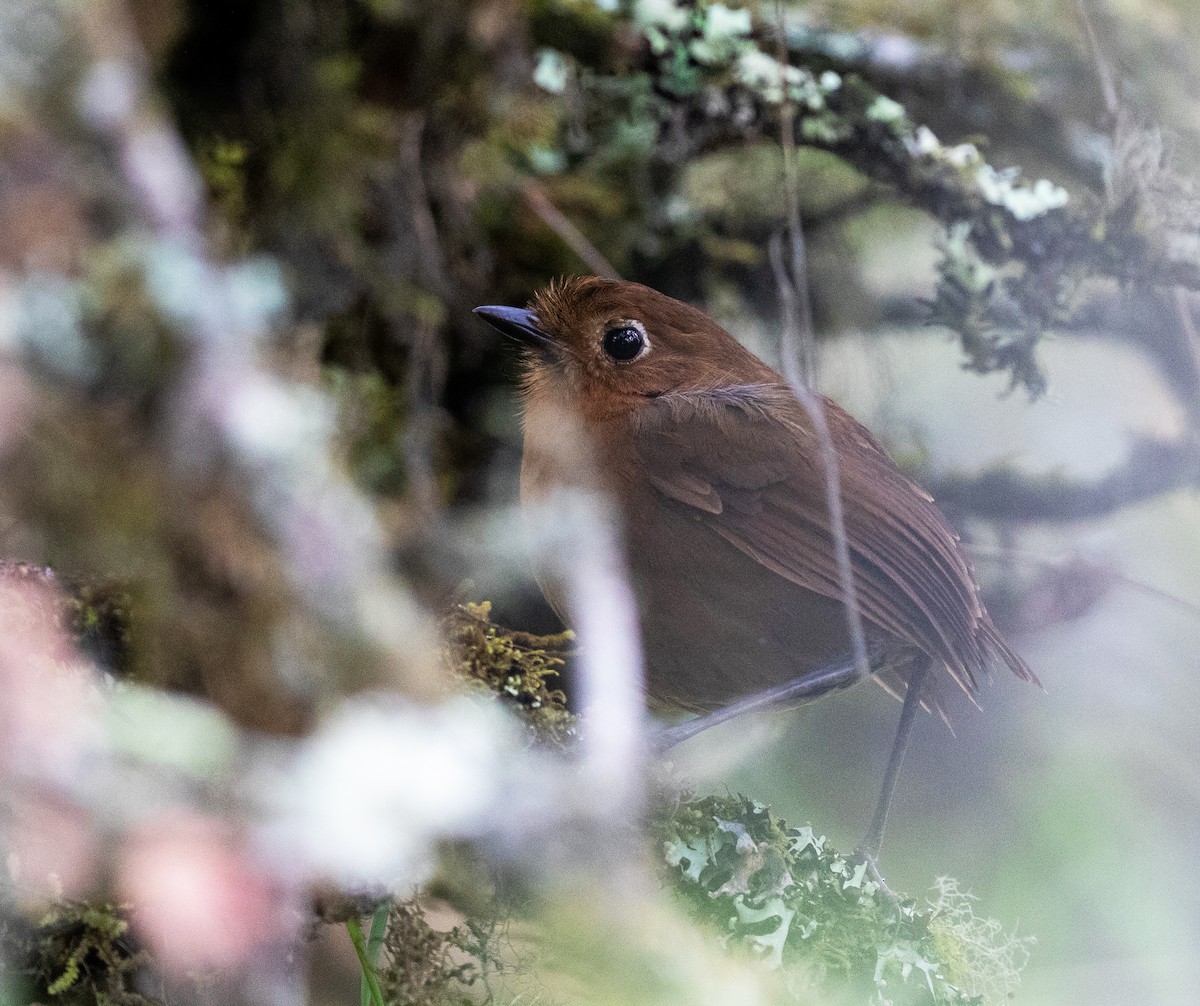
[477,276,1036,723]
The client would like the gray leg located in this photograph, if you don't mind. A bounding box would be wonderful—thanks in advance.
[652,658,864,751]
[856,658,931,865]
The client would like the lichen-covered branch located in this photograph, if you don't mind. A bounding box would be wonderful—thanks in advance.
[532,0,1200,395]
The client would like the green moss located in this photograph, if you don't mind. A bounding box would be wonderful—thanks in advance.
[376,900,481,1006]
[442,601,577,747]
[327,368,411,496]
[62,579,134,676]
[197,138,249,236]
[25,902,156,1006]
[0,563,132,674]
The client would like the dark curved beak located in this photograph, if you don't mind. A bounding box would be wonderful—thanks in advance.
[472,305,553,349]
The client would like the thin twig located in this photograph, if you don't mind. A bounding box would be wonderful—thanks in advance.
[970,543,1200,623]
[1172,288,1200,397]
[522,488,647,813]
[769,239,871,682]
[1073,0,1119,119]
[771,1,871,683]
[521,179,621,279]
[774,2,816,386]
[398,111,449,524]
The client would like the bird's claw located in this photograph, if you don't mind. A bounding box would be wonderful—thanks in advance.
[851,847,894,897]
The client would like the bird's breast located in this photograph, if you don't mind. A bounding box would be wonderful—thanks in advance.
[520,386,872,712]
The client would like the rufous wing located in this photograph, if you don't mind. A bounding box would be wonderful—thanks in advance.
[632,383,1037,700]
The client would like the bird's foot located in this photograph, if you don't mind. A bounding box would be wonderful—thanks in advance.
[851,846,894,898]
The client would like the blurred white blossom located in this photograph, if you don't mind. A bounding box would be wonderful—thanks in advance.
[275,695,525,888]
[534,49,569,94]
[635,0,690,32]
[226,379,335,468]
[976,165,1069,220]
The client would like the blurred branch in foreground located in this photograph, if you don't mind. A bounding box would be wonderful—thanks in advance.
[1,595,1033,1006]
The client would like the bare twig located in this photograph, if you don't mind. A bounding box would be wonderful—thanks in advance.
[971,543,1200,623]
[560,501,646,810]
[521,180,621,280]
[1073,0,1119,120]
[397,112,450,524]
[771,1,870,684]
[1172,288,1200,397]
[774,2,816,386]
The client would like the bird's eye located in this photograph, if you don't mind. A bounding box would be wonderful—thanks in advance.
[602,324,646,362]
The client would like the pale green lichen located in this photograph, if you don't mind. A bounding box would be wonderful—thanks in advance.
[689,3,752,65]
[656,793,1033,1005]
[735,50,829,108]
[634,0,691,33]
[926,878,1035,1001]
[865,94,906,124]
[927,221,1049,396]
[870,98,1070,222]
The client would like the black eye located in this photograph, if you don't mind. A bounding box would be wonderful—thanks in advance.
[602,325,645,361]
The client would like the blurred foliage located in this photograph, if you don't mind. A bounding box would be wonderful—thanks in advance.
[0,563,131,673]
[2,606,1031,1006]
[357,610,1032,1006]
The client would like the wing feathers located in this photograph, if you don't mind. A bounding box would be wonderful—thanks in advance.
[634,385,1030,698]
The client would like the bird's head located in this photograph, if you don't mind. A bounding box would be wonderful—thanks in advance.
[474,277,771,420]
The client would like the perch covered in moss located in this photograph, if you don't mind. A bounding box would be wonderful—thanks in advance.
[442,600,577,746]
[10,901,157,1006]
[656,793,1033,1005]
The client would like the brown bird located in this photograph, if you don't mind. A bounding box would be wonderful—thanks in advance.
[475,276,1037,860]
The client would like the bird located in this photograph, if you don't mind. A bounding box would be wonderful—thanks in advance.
[474,276,1038,861]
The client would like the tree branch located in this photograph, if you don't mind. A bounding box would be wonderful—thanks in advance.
[521,180,620,280]
[930,437,1200,523]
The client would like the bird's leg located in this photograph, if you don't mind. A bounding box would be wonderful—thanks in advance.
[652,658,865,751]
[855,658,932,875]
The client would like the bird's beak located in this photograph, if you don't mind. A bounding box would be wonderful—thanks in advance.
[473,305,554,350]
